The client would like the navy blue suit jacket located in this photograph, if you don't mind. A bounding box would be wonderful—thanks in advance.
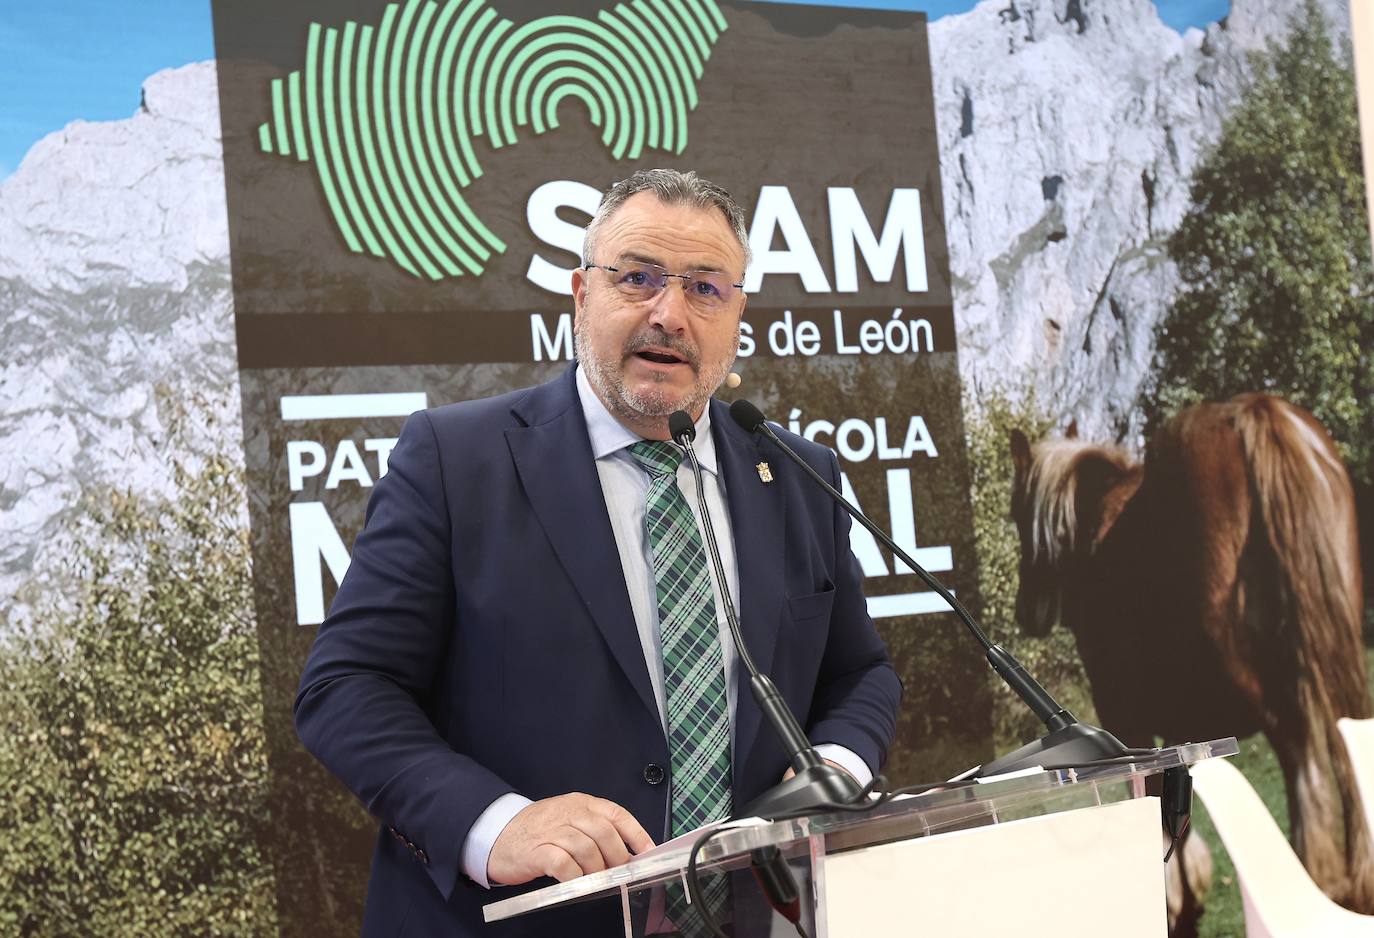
[295,366,901,937]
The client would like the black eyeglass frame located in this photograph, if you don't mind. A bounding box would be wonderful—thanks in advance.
[582,261,746,306]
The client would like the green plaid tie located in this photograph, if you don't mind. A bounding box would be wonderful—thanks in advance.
[628,441,732,934]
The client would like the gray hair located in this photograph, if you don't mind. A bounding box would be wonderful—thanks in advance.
[581,168,751,273]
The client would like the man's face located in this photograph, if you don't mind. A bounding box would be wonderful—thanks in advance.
[573,192,747,430]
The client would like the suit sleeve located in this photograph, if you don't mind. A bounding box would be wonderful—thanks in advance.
[802,449,903,775]
[294,410,515,901]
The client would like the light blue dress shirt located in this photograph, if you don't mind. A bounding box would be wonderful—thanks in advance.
[459,368,871,887]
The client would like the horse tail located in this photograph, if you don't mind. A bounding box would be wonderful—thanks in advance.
[1235,392,1373,909]
[1235,394,1365,709]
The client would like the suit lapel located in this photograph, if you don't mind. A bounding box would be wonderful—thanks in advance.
[505,370,659,722]
[712,401,787,775]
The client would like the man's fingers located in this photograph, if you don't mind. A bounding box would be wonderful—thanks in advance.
[593,798,656,854]
[487,794,654,887]
[577,814,632,869]
[549,825,607,877]
[531,843,583,883]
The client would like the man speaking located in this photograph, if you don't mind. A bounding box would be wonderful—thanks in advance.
[295,169,902,936]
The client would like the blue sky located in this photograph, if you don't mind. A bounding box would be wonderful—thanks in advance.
[0,0,1230,181]
[0,2,215,178]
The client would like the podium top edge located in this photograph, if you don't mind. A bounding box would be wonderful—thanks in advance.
[482,737,1239,923]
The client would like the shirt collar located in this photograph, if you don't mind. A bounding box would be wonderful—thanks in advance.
[575,364,719,475]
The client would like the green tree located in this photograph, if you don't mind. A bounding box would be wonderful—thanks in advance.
[0,395,278,936]
[1148,0,1374,483]
[961,387,1096,751]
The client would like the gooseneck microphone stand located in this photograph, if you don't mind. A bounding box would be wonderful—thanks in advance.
[727,399,1130,776]
[667,411,863,817]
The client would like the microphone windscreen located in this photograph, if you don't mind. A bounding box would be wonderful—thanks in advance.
[729,399,767,433]
[668,410,696,443]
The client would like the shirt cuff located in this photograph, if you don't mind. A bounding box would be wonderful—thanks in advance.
[814,743,874,787]
[460,792,533,889]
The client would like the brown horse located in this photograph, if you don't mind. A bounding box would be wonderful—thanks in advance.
[1009,393,1373,918]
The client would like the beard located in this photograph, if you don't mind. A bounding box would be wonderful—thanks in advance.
[575,319,736,423]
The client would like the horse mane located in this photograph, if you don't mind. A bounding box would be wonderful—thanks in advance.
[1023,439,1136,566]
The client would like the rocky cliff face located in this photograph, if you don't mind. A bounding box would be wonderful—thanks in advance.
[0,62,236,623]
[0,1,1354,620]
[931,0,1352,441]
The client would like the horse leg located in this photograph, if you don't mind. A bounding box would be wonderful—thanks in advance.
[1276,704,1374,913]
[1326,715,1374,914]
[1164,824,1212,938]
[1102,714,1214,937]
[1269,709,1374,910]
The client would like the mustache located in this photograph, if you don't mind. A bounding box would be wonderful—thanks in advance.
[622,329,700,368]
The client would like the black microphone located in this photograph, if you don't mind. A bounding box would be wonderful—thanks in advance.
[728,399,1129,776]
[667,411,862,813]
[669,410,837,936]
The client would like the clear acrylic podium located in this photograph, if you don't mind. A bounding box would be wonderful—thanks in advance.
[484,738,1238,937]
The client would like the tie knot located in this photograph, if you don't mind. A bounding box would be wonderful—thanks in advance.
[628,440,683,478]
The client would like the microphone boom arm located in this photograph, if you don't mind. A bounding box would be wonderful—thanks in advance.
[728,400,1129,776]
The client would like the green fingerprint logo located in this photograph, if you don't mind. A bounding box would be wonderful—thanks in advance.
[257,0,729,280]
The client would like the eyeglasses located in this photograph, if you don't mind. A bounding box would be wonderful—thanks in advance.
[583,261,745,310]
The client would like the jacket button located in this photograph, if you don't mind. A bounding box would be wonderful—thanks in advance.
[416,849,429,865]
[643,763,665,785]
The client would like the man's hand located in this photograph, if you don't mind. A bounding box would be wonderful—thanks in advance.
[487,793,656,886]
[781,759,854,783]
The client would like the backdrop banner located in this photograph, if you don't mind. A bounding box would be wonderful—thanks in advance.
[213,0,977,930]
[5,0,1372,935]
